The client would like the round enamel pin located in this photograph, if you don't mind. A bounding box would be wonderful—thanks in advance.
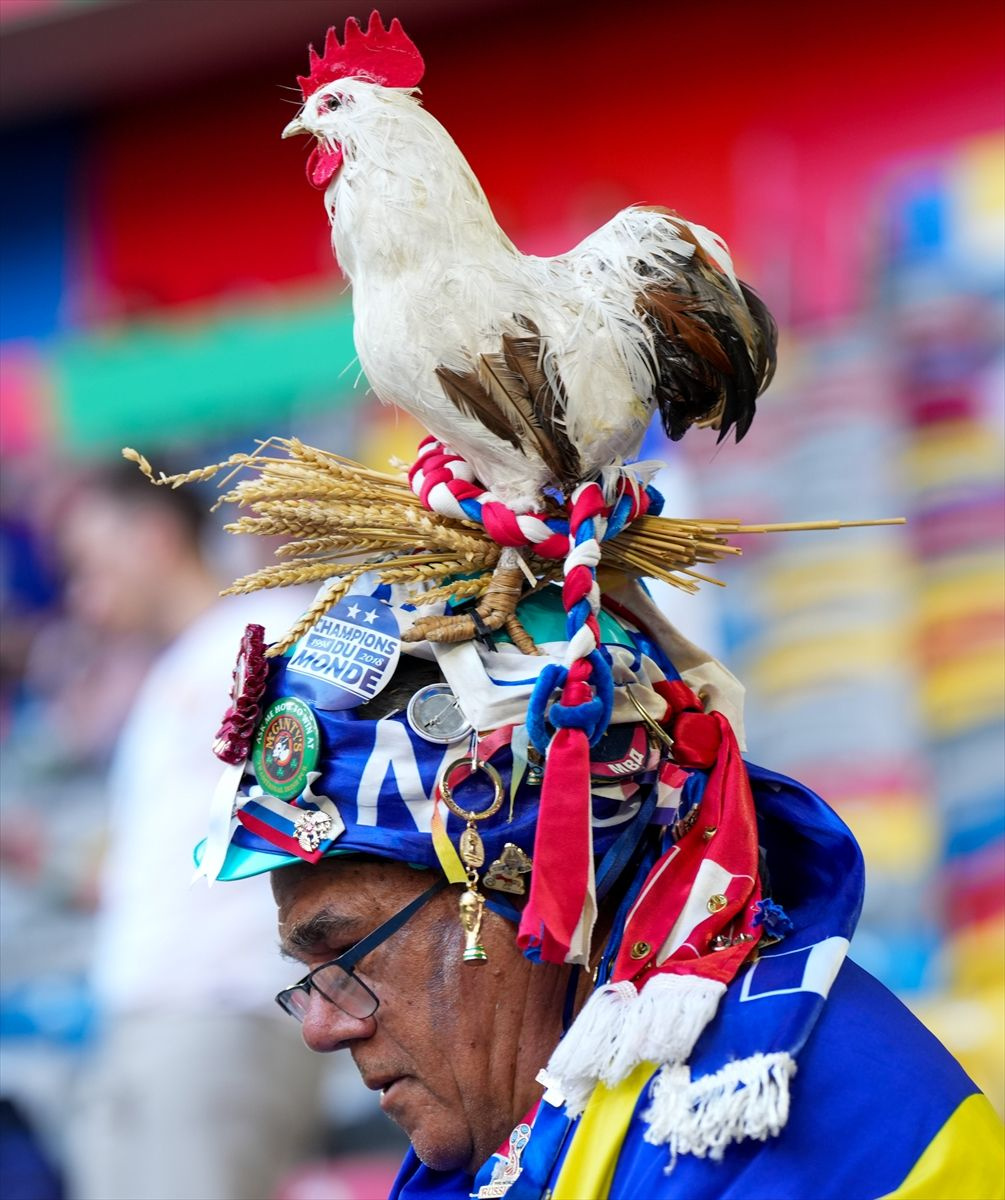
[252,697,320,800]
[286,593,401,711]
[406,683,472,744]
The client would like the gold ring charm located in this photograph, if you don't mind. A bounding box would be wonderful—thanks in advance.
[438,756,504,821]
[437,754,503,963]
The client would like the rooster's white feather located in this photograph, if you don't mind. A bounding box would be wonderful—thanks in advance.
[287,76,775,511]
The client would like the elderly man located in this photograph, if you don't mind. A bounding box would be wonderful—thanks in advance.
[195,574,1002,1200]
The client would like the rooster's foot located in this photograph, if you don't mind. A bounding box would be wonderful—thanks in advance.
[402,550,539,655]
[401,602,538,655]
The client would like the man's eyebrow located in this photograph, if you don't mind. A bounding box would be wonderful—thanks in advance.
[279,907,361,960]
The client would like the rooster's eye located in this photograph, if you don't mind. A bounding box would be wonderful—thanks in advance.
[322,95,341,112]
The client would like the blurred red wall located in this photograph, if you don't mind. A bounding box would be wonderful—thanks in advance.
[86,0,1004,322]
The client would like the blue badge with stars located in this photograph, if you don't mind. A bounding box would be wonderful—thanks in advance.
[286,593,401,710]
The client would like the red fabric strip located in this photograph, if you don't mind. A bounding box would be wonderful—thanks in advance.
[237,809,325,864]
[612,715,762,985]
[517,724,592,963]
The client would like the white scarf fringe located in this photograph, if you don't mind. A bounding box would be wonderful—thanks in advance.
[545,974,727,1118]
[643,1052,797,1162]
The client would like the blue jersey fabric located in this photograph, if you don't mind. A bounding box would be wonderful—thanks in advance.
[390,960,982,1200]
[605,960,979,1199]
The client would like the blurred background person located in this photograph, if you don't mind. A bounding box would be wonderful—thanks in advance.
[1,454,153,1200]
[58,465,325,1200]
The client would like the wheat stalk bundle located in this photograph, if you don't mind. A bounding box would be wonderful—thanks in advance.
[123,443,902,655]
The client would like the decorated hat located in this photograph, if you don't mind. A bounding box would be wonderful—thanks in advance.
[197,569,745,938]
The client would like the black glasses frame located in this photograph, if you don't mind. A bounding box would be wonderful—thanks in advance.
[276,876,449,1020]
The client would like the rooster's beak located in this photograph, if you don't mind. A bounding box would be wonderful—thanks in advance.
[282,116,307,139]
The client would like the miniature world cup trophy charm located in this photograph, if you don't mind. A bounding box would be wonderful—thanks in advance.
[439,753,504,965]
[459,885,488,964]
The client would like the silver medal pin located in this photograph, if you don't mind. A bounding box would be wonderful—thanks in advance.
[406,683,472,745]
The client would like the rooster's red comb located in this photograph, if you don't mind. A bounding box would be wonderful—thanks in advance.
[297,10,424,98]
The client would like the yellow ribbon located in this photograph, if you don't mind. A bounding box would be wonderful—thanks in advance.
[431,789,467,884]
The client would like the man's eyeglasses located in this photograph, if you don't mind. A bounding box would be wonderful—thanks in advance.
[276,877,449,1023]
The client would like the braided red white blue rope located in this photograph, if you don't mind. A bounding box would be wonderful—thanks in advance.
[408,436,662,743]
[409,437,570,557]
[409,436,663,964]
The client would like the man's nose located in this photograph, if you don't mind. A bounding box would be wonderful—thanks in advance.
[300,991,376,1053]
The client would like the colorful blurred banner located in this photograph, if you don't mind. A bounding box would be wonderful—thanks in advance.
[0,342,54,454]
[50,295,357,452]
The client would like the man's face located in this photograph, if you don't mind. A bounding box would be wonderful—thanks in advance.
[59,493,176,635]
[273,858,561,1174]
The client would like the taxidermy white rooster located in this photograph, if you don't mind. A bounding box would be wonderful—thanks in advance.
[282,12,776,640]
